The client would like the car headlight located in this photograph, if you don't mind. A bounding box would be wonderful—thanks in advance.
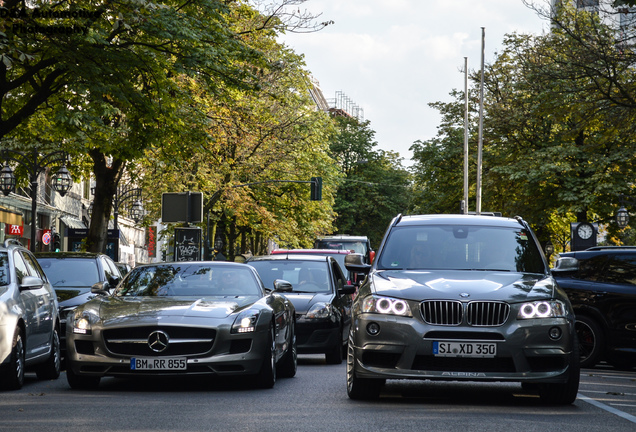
[517,300,566,319]
[232,309,260,333]
[362,295,412,317]
[71,311,99,335]
[305,302,332,319]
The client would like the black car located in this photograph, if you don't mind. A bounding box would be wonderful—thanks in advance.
[553,246,636,369]
[344,214,579,404]
[248,254,355,364]
[35,252,123,360]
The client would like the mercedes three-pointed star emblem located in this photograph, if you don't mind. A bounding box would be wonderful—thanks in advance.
[148,330,170,353]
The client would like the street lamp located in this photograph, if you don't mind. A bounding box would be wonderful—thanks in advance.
[112,186,144,229]
[616,194,636,229]
[545,241,554,257]
[0,148,73,252]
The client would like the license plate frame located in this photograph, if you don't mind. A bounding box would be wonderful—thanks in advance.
[432,341,497,358]
[130,357,187,371]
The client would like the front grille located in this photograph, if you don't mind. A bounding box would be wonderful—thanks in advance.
[466,301,510,326]
[421,301,510,327]
[103,326,215,357]
[421,301,463,325]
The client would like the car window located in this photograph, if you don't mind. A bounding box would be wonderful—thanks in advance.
[116,264,261,297]
[22,252,47,280]
[0,252,9,285]
[598,255,636,286]
[331,260,345,291]
[377,225,545,273]
[576,255,609,281]
[37,258,101,287]
[101,256,121,281]
[249,260,332,293]
[13,251,29,284]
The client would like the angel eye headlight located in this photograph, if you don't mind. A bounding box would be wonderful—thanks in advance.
[362,295,412,317]
[518,300,566,319]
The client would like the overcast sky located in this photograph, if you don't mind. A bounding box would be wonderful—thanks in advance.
[280,0,551,166]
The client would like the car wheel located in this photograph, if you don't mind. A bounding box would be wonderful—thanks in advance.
[325,329,343,365]
[0,329,25,390]
[66,365,101,390]
[36,327,61,380]
[346,330,383,400]
[276,325,297,378]
[255,325,276,389]
[538,339,580,405]
[575,315,604,368]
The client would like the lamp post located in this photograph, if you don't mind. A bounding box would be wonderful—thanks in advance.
[112,186,144,229]
[0,148,72,252]
[616,194,636,229]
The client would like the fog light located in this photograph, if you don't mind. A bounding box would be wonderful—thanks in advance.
[367,322,380,336]
[549,326,562,340]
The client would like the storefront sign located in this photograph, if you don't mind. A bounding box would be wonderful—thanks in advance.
[5,224,23,236]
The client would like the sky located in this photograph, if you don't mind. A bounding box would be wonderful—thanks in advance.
[280,0,551,166]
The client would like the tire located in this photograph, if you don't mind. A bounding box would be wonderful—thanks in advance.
[36,328,61,380]
[276,325,297,378]
[66,365,101,390]
[325,330,343,365]
[346,330,383,400]
[0,329,25,390]
[575,315,604,368]
[538,338,580,405]
[255,325,276,389]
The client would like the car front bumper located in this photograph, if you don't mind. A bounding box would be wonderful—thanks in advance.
[295,317,340,354]
[350,313,577,383]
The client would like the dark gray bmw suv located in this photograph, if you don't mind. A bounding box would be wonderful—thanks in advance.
[344,214,580,404]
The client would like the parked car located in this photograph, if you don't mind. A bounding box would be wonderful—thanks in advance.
[0,239,61,389]
[115,262,132,276]
[65,261,296,389]
[344,214,580,404]
[271,249,358,283]
[247,254,355,364]
[35,252,123,361]
[314,235,374,264]
[552,246,636,370]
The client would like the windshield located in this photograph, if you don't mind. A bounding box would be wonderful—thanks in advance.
[249,260,332,293]
[377,225,545,273]
[115,263,262,297]
[315,240,367,255]
[37,258,100,287]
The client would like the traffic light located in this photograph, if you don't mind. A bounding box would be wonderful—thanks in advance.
[161,250,167,261]
[310,177,322,201]
[52,234,61,252]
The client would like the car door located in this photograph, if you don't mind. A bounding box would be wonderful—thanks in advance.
[12,250,44,359]
[329,259,352,343]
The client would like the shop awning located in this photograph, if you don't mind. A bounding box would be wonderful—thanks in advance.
[61,216,87,229]
[0,206,23,225]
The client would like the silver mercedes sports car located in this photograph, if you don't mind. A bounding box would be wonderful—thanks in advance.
[65,261,296,389]
[344,214,580,404]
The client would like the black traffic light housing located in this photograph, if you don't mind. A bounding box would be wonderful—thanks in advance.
[310,177,322,201]
[52,233,61,252]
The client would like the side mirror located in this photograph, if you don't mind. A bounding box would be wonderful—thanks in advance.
[369,250,376,264]
[273,279,293,293]
[20,275,44,290]
[345,253,371,275]
[339,284,356,295]
[91,281,111,295]
[552,257,579,273]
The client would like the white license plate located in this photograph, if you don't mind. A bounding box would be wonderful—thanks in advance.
[433,341,497,358]
[130,357,187,370]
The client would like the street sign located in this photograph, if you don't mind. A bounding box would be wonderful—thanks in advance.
[161,192,203,223]
[174,227,202,261]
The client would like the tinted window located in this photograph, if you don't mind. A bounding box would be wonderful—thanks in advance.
[22,252,46,280]
[316,240,367,255]
[576,255,608,281]
[116,264,261,297]
[249,260,332,293]
[0,252,8,285]
[377,225,545,273]
[599,255,636,286]
[38,258,101,287]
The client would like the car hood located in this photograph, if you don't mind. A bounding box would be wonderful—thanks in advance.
[283,292,334,314]
[371,270,555,302]
[55,287,96,308]
[87,296,259,324]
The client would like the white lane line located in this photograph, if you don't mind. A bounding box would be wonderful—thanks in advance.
[578,393,636,424]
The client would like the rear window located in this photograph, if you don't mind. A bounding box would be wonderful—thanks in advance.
[37,258,100,287]
[249,260,332,293]
[315,240,367,255]
[377,225,545,274]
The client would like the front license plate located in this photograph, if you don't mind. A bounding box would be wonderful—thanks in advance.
[433,341,497,358]
[130,357,187,370]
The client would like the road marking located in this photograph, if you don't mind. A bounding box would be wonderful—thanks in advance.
[578,393,636,424]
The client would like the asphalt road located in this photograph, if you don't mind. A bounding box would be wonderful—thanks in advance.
[1,356,635,432]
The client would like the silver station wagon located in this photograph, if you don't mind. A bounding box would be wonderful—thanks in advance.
[344,214,580,404]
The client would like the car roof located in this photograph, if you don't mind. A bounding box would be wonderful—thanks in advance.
[35,251,105,259]
[394,214,524,228]
[316,235,369,241]
[248,254,332,263]
[272,249,351,255]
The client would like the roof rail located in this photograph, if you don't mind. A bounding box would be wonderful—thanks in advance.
[392,213,403,226]
[585,246,636,251]
[4,239,24,248]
